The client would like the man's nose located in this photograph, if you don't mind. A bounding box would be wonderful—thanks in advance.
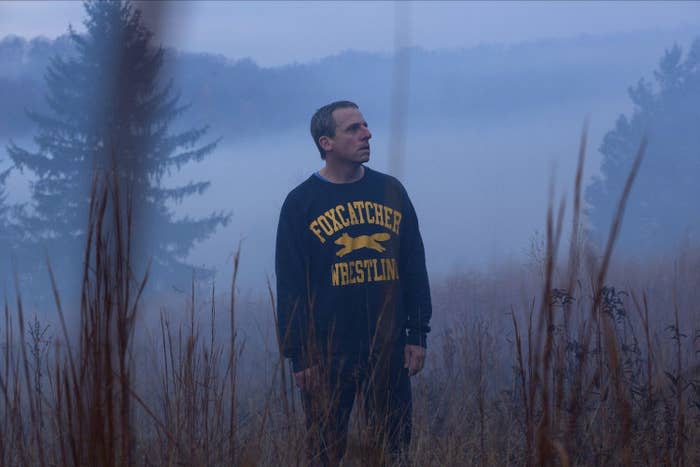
[363,127,372,140]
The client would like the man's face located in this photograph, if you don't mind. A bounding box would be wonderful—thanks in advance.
[322,107,372,164]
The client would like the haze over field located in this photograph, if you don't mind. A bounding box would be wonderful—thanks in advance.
[1,1,699,292]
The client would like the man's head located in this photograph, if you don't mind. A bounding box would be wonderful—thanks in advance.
[310,101,371,162]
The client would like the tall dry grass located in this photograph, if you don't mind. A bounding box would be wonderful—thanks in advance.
[1,129,700,466]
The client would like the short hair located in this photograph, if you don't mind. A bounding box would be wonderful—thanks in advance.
[310,100,359,159]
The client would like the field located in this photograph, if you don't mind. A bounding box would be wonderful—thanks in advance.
[2,139,699,466]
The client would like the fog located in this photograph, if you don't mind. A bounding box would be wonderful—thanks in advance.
[2,99,630,292]
[2,2,699,297]
[162,110,622,292]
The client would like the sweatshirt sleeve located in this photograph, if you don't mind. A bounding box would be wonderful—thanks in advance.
[275,194,311,372]
[398,185,432,348]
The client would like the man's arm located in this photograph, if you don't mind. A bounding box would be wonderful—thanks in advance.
[275,194,311,373]
[398,185,432,352]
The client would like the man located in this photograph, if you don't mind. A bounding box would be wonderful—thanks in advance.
[275,100,431,466]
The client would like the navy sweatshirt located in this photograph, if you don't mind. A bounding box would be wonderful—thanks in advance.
[275,166,432,372]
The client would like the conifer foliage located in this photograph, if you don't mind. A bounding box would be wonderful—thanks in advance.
[0,164,17,283]
[586,38,700,252]
[8,0,229,289]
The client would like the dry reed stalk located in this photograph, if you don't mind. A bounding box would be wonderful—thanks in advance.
[266,272,299,458]
[477,322,487,466]
[590,137,645,466]
[557,135,647,465]
[229,246,241,464]
[15,287,46,467]
[0,296,13,465]
[672,301,686,466]
[533,178,566,466]
[509,128,648,466]
[629,289,660,464]
[556,121,587,447]
[42,154,149,467]
[511,308,531,466]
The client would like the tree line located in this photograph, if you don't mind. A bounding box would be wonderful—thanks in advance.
[1,24,688,142]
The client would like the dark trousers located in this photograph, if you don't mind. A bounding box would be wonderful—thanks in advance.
[300,347,412,467]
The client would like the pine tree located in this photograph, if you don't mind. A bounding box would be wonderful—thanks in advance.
[0,164,17,285]
[585,38,700,253]
[8,0,229,292]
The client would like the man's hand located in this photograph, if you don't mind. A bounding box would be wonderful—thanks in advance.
[404,344,426,376]
[294,366,319,391]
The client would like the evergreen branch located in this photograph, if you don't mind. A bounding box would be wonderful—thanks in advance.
[149,181,211,204]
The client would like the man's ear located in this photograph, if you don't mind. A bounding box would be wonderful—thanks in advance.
[318,135,333,153]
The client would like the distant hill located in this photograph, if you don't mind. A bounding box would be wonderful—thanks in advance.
[1,27,697,141]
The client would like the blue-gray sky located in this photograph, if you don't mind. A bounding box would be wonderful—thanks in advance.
[2,1,700,66]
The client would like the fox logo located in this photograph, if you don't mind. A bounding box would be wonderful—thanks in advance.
[334,232,391,257]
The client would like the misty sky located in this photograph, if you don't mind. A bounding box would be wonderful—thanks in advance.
[2,1,700,66]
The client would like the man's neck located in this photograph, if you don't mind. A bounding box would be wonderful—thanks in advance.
[319,161,365,184]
